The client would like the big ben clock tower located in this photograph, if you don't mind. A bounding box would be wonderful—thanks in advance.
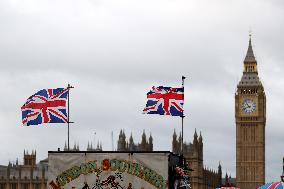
[235,36,266,189]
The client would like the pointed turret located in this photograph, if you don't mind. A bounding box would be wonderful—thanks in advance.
[198,131,203,143]
[218,161,222,186]
[122,130,126,139]
[149,133,153,151]
[218,161,222,174]
[173,129,177,138]
[117,129,126,151]
[243,35,258,73]
[244,35,257,64]
[129,133,134,151]
[238,35,262,87]
[129,133,134,144]
[140,130,147,151]
[193,129,198,144]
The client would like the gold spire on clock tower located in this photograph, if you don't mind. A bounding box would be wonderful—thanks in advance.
[243,35,258,73]
[235,35,266,189]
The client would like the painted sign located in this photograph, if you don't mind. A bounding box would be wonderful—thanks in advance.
[48,152,169,189]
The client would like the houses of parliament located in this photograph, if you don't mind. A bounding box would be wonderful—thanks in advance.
[0,129,222,189]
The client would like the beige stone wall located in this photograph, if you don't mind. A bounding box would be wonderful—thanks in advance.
[235,86,266,189]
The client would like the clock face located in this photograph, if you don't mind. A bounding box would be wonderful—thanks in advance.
[241,99,256,113]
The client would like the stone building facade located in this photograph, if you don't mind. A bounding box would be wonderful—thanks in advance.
[0,151,47,189]
[172,129,222,189]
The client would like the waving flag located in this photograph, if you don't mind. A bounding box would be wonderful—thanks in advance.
[21,88,69,126]
[143,86,184,116]
[258,182,284,189]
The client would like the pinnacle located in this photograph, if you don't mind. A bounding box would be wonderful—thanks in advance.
[244,36,257,63]
[194,128,198,138]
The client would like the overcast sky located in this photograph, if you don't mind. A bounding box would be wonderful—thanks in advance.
[0,0,284,183]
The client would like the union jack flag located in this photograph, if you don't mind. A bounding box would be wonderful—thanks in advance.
[21,88,69,126]
[258,182,284,189]
[143,86,184,116]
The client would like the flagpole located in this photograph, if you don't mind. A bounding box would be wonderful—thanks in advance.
[181,76,186,156]
[67,84,74,151]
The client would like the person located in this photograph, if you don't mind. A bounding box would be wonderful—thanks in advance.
[127,183,132,189]
[82,182,90,189]
[174,167,191,189]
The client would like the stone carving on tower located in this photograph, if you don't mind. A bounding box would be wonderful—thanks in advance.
[235,36,266,189]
